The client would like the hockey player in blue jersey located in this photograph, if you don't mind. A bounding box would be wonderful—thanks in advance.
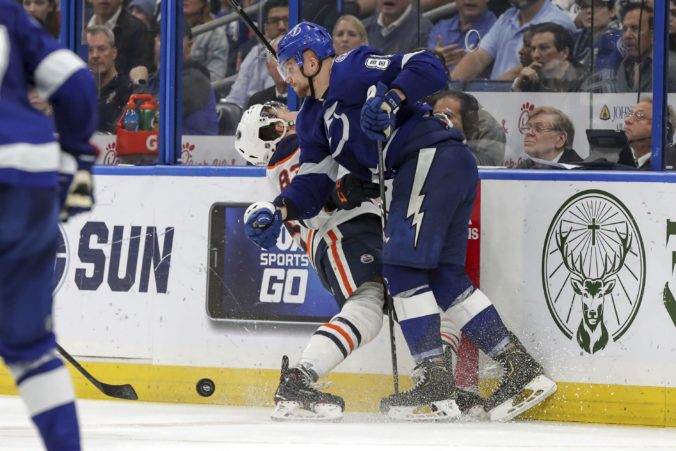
[238,101,484,421]
[0,1,98,449]
[243,21,556,421]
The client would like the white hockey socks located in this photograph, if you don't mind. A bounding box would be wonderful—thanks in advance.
[8,349,80,451]
[300,281,385,378]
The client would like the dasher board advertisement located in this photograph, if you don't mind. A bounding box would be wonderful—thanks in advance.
[207,203,339,323]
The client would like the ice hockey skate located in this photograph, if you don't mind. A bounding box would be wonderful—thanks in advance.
[271,356,345,422]
[484,336,557,422]
[436,345,487,421]
[380,355,462,421]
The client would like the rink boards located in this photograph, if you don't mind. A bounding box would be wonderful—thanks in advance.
[1,168,676,426]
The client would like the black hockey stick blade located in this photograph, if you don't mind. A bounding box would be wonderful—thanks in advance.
[57,344,138,400]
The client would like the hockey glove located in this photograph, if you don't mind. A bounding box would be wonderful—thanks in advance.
[360,81,403,141]
[243,201,283,250]
[331,174,381,210]
[58,151,97,222]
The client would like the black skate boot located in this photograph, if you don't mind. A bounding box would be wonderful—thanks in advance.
[484,335,557,422]
[380,355,462,421]
[271,355,345,422]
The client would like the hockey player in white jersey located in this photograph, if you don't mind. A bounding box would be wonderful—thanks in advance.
[237,102,485,421]
[237,101,386,421]
[0,2,98,450]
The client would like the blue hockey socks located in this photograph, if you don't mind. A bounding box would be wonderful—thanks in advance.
[460,305,511,357]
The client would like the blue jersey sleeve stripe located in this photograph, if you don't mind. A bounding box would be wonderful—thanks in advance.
[34,49,86,99]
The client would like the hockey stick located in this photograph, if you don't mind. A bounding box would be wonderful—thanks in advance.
[366,84,399,394]
[227,0,277,61]
[56,344,138,400]
[376,140,400,394]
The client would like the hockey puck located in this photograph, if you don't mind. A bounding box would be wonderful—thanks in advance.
[196,378,215,397]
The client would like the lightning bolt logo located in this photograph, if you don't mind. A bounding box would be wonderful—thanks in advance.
[406,148,436,248]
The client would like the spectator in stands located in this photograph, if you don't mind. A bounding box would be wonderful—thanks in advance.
[615,3,676,92]
[333,14,368,55]
[211,0,258,76]
[517,106,582,167]
[571,0,622,90]
[428,0,497,74]
[512,23,585,92]
[623,97,676,170]
[498,25,535,80]
[184,0,229,83]
[302,0,361,30]
[247,37,287,108]
[451,0,575,81]
[429,90,506,166]
[128,0,156,31]
[22,0,60,39]
[86,25,133,134]
[553,0,579,21]
[88,0,152,77]
[362,0,433,54]
[131,23,218,136]
[224,0,288,109]
[22,0,60,114]
[359,0,452,16]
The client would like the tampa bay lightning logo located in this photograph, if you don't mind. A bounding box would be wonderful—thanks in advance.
[288,24,302,37]
[53,224,69,294]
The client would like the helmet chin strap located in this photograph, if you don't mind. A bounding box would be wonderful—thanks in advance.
[301,58,324,99]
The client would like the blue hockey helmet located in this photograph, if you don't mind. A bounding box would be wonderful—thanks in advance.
[276,21,335,79]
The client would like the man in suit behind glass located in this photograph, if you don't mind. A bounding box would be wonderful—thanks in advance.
[517,106,582,168]
[624,97,676,170]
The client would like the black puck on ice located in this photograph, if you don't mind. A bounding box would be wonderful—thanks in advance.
[196,378,215,397]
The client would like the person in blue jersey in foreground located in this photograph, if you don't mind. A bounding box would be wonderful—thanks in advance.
[0,2,98,449]
[243,21,557,422]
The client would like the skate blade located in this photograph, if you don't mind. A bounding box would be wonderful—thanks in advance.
[458,405,489,422]
[488,375,557,422]
[385,399,462,422]
[271,401,343,422]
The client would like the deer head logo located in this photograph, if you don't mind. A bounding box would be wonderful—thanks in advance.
[556,226,632,353]
[542,190,645,354]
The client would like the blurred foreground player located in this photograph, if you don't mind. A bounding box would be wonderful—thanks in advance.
[244,22,556,421]
[0,2,97,449]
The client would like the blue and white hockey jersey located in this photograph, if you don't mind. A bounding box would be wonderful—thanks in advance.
[0,0,97,187]
[276,46,460,220]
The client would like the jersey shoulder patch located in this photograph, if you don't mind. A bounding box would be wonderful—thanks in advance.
[364,56,391,70]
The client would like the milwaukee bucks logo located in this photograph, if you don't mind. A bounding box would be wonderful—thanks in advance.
[542,190,645,354]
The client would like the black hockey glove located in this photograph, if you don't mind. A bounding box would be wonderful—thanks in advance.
[330,174,381,210]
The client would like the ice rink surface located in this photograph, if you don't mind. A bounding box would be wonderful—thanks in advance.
[1,395,676,451]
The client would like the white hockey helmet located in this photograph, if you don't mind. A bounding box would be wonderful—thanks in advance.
[235,103,289,166]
